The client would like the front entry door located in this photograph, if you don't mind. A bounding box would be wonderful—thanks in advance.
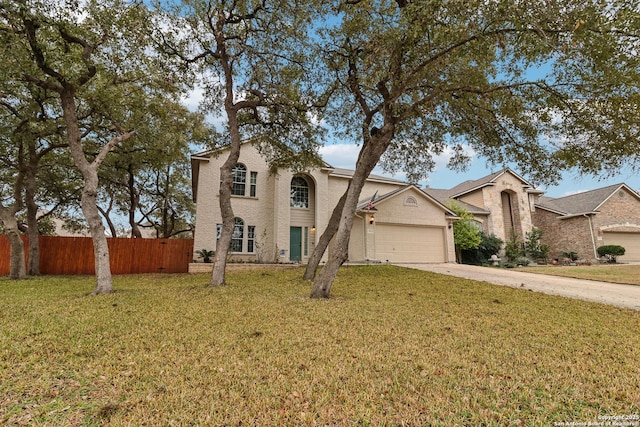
[290,227,302,262]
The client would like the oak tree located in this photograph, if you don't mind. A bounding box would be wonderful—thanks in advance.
[308,0,640,297]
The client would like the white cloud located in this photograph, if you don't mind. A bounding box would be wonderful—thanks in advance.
[318,143,361,169]
[181,85,206,112]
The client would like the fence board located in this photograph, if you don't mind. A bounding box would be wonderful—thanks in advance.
[0,235,194,276]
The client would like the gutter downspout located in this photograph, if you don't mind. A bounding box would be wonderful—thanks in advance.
[584,214,598,259]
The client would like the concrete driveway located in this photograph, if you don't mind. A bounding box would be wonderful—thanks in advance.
[396,263,640,311]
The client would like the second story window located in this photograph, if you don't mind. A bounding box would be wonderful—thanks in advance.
[290,176,309,208]
[250,171,257,197]
[232,164,247,196]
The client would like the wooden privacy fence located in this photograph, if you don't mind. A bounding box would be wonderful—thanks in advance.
[0,236,194,275]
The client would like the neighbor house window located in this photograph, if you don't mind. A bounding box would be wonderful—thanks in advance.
[290,176,309,208]
[231,217,244,252]
[232,164,247,196]
[250,172,258,197]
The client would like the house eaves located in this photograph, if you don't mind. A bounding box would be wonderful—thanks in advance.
[329,167,407,185]
[538,183,631,216]
[357,185,459,218]
[447,168,538,199]
[593,183,640,211]
[557,212,599,220]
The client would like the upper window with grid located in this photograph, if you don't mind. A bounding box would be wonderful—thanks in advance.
[290,177,309,208]
[231,164,247,196]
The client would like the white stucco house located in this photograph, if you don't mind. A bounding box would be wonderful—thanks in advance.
[190,142,458,266]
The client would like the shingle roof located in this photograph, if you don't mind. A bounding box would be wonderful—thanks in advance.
[422,188,490,215]
[328,168,406,184]
[445,170,505,197]
[356,185,458,217]
[536,183,635,216]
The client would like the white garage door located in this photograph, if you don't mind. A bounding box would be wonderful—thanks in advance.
[375,224,446,263]
[602,232,640,262]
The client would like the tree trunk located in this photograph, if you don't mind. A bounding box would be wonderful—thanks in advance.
[310,133,393,298]
[60,89,114,294]
[83,186,113,294]
[303,189,348,280]
[127,166,142,238]
[209,109,242,286]
[309,174,364,298]
[0,207,27,280]
[25,165,40,275]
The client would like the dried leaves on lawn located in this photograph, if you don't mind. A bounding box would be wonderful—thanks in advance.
[1,266,639,426]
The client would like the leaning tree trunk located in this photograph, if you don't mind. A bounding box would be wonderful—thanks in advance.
[310,132,393,298]
[303,190,348,280]
[0,208,27,280]
[310,172,366,298]
[209,108,242,286]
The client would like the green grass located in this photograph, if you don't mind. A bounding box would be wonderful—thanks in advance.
[1,266,639,426]
[516,264,640,286]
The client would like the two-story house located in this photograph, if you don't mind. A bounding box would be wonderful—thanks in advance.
[190,142,458,267]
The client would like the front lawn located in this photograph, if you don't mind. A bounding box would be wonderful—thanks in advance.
[515,264,640,286]
[1,266,639,426]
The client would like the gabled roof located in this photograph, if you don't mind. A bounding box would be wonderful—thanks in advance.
[535,183,640,218]
[439,168,541,199]
[356,185,458,217]
[423,188,490,215]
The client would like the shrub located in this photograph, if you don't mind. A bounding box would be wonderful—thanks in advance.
[524,227,550,261]
[597,245,625,263]
[562,251,579,261]
[461,232,503,265]
[504,232,524,262]
[196,248,215,263]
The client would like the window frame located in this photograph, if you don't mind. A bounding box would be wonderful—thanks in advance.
[231,217,244,252]
[231,164,247,196]
[290,176,310,208]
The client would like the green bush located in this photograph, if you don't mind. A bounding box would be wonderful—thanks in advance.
[461,232,503,265]
[196,248,215,263]
[524,227,550,261]
[597,245,625,263]
[562,251,579,261]
[504,232,524,262]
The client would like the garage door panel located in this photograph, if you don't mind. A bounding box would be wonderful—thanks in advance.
[375,224,445,263]
[602,232,640,262]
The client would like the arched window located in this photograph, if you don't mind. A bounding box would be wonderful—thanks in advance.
[232,164,247,196]
[290,176,309,208]
[231,217,244,252]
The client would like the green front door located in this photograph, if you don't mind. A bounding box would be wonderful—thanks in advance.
[290,227,302,262]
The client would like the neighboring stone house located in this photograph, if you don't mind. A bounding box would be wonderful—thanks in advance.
[534,184,640,262]
[426,169,543,244]
[190,142,457,267]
